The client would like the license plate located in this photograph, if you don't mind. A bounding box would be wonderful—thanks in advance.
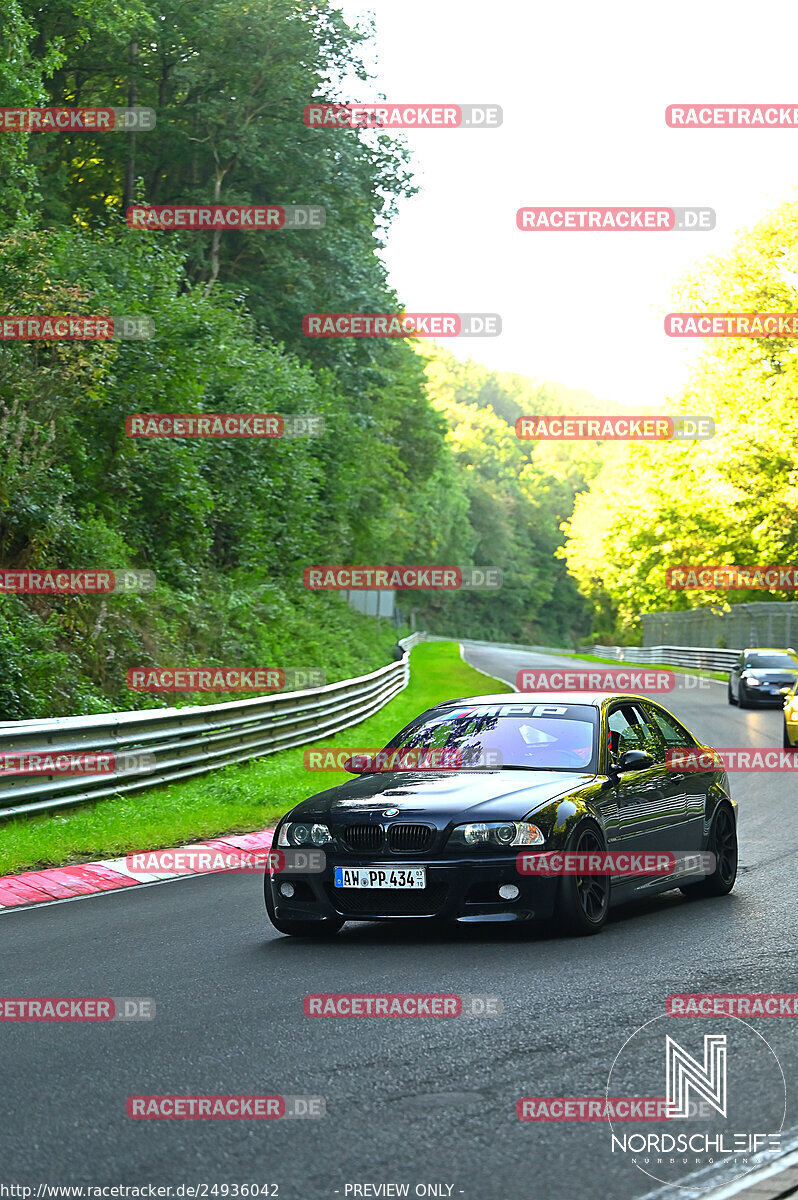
[334,866,426,889]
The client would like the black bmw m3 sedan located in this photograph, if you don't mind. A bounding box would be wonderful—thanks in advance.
[265,692,737,938]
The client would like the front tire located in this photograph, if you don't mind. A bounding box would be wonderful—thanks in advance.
[680,804,737,899]
[554,821,610,936]
[784,719,796,750]
[727,679,738,706]
[265,879,344,938]
[737,683,749,708]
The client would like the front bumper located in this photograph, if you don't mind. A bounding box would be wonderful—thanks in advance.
[743,683,796,706]
[266,853,559,924]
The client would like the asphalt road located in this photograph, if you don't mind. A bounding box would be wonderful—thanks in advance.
[1,643,797,1200]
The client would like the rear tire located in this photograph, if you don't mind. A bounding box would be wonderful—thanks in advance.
[554,821,610,936]
[680,804,737,899]
[265,879,344,938]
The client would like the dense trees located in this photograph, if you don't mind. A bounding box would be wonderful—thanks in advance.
[562,201,798,642]
[0,0,600,716]
[414,347,596,645]
[10,0,791,701]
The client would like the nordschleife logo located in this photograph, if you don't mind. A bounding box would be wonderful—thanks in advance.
[606,1015,785,1188]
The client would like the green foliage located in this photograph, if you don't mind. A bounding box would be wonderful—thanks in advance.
[0,225,439,716]
[415,346,594,646]
[562,199,798,640]
[0,0,65,228]
[0,1,609,724]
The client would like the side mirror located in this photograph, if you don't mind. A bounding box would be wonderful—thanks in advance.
[343,754,375,774]
[617,749,654,772]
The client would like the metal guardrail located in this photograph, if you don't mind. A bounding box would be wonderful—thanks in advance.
[642,602,798,650]
[589,644,740,671]
[0,633,425,819]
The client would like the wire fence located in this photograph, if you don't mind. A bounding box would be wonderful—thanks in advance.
[642,603,798,650]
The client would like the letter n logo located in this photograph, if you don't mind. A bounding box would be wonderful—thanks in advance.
[666,1034,727,1118]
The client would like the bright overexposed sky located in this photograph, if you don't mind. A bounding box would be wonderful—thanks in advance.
[339,0,798,407]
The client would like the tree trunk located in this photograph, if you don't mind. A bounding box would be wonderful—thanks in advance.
[122,41,138,214]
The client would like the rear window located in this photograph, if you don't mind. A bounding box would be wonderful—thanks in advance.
[387,702,599,772]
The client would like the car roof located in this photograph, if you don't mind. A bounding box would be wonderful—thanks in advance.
[743,647,797,654]
[434,692,663,709]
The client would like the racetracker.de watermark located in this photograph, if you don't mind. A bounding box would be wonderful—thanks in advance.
[668,994,798,1017]
[0,752,155,776]
[514,668,710,693]
[127,1095,324,1119]
[302,313,500,337]
[518,1097,670,1121]
[124,848,323,875]
[667,748,798,772]
[302,747,503,771]
[517,1096,717,1121]
[126,205,325,230]
[303,103,502,128]
[666,565,798,590]
[125,414,324,438]
[665,313,798,337]
[515,415,714,441]
[303,566,501,590]
[0,106,155,130]
[0,569,154,594]
[516,851,715,877]
[0,315,154,340]
[126,667,325,692]
[303,994,501,1017]
[666,105,798,127]
[0,997,154,1020]
[516,207,715,231]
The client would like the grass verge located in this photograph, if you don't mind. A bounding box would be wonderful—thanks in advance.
[0,641,510,876]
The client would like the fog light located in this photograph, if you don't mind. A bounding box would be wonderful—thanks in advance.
[279,882,295,898]
[499,884,519,901]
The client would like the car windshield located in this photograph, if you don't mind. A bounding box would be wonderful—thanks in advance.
[745,653,798,669]
[387,702,598,771]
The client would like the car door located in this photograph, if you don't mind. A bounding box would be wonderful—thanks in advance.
[644,701,708,851]
[605,701,686,858]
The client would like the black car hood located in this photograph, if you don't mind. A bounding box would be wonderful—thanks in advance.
[290,769,595,822]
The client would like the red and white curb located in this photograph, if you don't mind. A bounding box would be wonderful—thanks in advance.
[0,828,275,910]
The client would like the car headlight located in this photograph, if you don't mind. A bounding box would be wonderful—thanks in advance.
[448,821,545,849]
[743,675,762,686]
[277,822,334,847]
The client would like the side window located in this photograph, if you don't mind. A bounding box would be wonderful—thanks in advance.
[646,705,696,749]
[736,653,744,671]
[626,703,662,760]
[606,703,660,763]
